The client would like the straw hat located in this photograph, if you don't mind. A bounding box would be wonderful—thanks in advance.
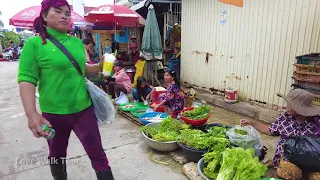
[283,89,320,117]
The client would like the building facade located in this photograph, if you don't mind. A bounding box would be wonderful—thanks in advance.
[181,0,320,110]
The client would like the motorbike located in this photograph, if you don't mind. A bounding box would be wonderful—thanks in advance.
[4,47,20,61]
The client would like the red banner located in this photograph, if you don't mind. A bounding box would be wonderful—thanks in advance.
[219,0,243,7]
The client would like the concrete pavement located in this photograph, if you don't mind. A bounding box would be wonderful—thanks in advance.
[0,62,187,180]
[0,62,279,180]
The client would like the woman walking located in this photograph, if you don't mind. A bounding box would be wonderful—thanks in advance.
[18,0,114,179]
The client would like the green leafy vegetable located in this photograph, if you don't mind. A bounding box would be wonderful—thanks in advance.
[140,117,191,142]
[215,148,267,180]
[153,131,180,142]
[234,129,248,135]
[203,150,224,180]
[179,129,229,150]
[158,117,184,133]
[182,105,210,120]
[140,126,158,138]
[207,125,229,138]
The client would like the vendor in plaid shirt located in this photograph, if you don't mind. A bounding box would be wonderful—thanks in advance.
[240,89,320,167]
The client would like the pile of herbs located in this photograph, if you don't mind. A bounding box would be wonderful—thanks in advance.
[207,125,229,136]
[140,117,190,142]
[182,105,210,120]
[203,147,267,180]
[179,125,229,151]
[234,129,248,135]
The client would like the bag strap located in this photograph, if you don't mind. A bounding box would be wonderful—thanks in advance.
[48,36,83,76]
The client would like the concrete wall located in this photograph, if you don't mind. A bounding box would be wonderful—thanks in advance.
[181,0,320,110]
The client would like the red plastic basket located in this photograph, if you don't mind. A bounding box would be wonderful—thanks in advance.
[154,90,167,101]
[150,101,165,112]
[181,107,210,126]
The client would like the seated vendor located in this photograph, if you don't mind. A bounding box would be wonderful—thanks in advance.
[153,69,184,118]
[240,89,320,168]
[106,60,132,99]
[132,77,156,103]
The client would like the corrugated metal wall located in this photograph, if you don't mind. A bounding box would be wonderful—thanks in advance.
[181,0,320,110]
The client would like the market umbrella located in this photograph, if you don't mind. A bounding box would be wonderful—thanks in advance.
[140,5,163,60]
[9,6,93,28]
[140,5,163,86]
[84,5,145,27]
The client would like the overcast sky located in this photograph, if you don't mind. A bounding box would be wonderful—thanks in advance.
[0,0,114,29]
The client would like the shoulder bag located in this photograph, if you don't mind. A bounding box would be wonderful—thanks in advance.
[48,35,115,124]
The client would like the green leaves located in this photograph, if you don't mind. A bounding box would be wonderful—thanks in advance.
[215,148,267,180]
[153,131,180,142]
[140,117,191,142]
[0,31,21,48]
[234,129,248,135]
[203,151,223,180]
[179,128,229,151]
[182,105,210,120]
[141,126,158,138]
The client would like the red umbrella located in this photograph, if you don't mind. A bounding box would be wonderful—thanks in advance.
[9,6,93,28]
[84,5,145,27]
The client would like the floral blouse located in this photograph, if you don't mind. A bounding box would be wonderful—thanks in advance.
[159,84,184,112]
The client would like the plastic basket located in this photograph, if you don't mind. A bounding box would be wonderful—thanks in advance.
[136,102,150,108]
[294,64,320,73]
[150,101,165,112]
[293,79,320,88]
[292,84,320,94]
[314,95,320,106]
[119,103,138,112]
[180,107,210,126]
[293,71,320,82]
[296,53,320,65]
[139,112,168,125]
[292,86,320,106]
[130,107,148,118]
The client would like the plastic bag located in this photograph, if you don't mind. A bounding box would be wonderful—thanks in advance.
[86,79,115,124]
[115,91,129,105]
[226,125,262,149]
[283,135,320,172]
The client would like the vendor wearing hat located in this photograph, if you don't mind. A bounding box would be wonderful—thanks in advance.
[106,60,132,99]
[240,89,320,168]
[128,35,139,65]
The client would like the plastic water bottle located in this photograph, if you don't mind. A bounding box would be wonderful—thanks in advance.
[102,53,116,76]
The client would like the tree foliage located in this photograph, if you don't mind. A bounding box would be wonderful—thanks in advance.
[0,31,21,48]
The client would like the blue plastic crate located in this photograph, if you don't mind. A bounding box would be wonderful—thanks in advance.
[296,53,320,65]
